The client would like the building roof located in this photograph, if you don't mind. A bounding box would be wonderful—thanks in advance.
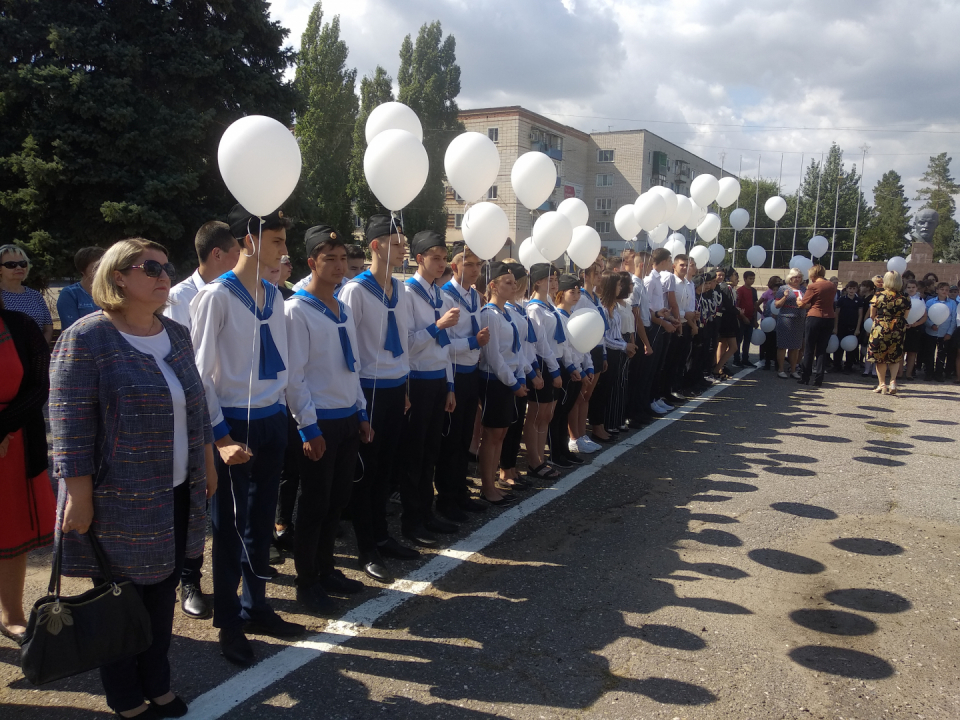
[458,106,591,142]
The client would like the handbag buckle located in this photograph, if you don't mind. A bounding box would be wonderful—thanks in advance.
[112,584,122,597]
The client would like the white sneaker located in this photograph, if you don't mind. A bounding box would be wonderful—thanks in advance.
[583,436,602,452]
[568,438,580,454]
[650,401,665,415]
[655,400,672,414]
[790,371,801,380]
[778,371,789,379]
[578,436,600,453]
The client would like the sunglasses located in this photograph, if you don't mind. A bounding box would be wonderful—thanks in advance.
[1,260,28,269]
[124,260,176,281]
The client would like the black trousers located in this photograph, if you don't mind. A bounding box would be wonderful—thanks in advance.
[627,327,656,420]
[833,323,857,369]
[652,330,674,400]
[294,414,360,588]
[500,392,528,470]
[760,327,777,365]
[351,384,405,553]
[100,482,189,713]
[551,366,582,460]
[588,353,613,428]
[180,550,203,587]
[800,316,834,383]
[738,320,753,362]
[434,369,479,506]
[603,348,626,429]
[398,377,447,529]
[922,335,947,377]
[666,330,691,393]
[275,409,302,528]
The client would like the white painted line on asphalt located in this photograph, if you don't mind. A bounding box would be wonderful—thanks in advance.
[186,370,754,719]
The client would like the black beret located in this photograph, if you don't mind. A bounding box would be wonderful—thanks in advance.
[691,274,705,287]
[487,261,513,281]
[228,203,289,239]
[304,224,344,257]
[365,214,402,242]
[507,263,528,281]
[557,273,581,292]
[529,263,558,285]
[411,230,446,258]
[703,271,717,282]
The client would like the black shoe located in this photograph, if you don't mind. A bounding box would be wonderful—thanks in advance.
[180,582,211,619]
[436,502,469,523]
[319,569,365,595]
[551,456,573,468]
[667,394,688,405]
[243,612,305,639]
[458,497,488,513]
[263,564,280,580]
[742,361,756,368]
[424,516,459,534]
[401,525,439,547]
[566,454,585,465]
[377,537,420,559]
[219,627,254,667]
[296,584,339,615]
[150,695,188,718]
[797,378,809,385]
[268,544,283,565]
[480,493,516,506]
[273,526,295,553]
[358,550,394,583]
[812,379,822,387]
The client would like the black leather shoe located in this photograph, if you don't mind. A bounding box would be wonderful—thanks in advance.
[243,612,304,639]
[667,394,688,405]
[358,550,394,583]
[377,537,420,559]
[319,569,365,595]
[219,627,254,667]
[180,582,211,619]
[551,456,572,468]
[458,497,488,513]
[268,544,283,565]
[296,584,339,615]
[436,502,469,523]
[480,493,516,506]
[402,525,439,547]
[273,526,295,553]
[150,695,188,718]
[424,516,459,534]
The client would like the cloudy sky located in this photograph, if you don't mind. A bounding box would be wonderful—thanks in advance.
[268,0,960,211]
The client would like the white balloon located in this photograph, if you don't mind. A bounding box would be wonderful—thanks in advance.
[690,174,720,207]
[928,302,950,325]
[363,129,429,211]
[808,235,829,258]
[826,334,840,354]
[444,132,500,203]
[697,213,722,242]
[708,243,726,266]
[729,208,750,232]
[567,225,602,268]
[764,195,787,222]
[650,186,678,224]
[687,202,708,230]
[648,222,669,247]
[770,304,781,316]
[532,211,573,261]
[751,328,767,346]
[907,296,926,325]
[689,245,710,268]
[518,237,548,270]
[461,202,508,260]
[615,204,642,241]
[670,195,693,230]
[365,101,423,143]
[665,234,686,259]
[789,255,813,273]
[218,115,302,217]
[863,317,874,334]
[511,152,557,210]
[887,256,907,274]
[760,316,776,333]
[840,335,859,352]
[633,192,667,231]
[746,245,767,267]
[716,177,742,208]
[557,197,589,228]
[567,308,605,353]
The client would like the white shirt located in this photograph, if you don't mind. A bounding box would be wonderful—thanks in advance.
[440,277,482,370]
[284,292,367,440]
[526,299,563,377]
[632,274,651,327]
[682,278,696,314]
[618,301,635,334]
[603,306,627,351]
[403,273,454,386]
[644,270,665,315]
[190,280,288,438]
[291,275,310,293]
[506,302,536,379]
[120,328,188,487]
[479,304,523,390]
[338,272,411,386]
[164,270,207,330]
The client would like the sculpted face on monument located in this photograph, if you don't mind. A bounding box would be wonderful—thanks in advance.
[915,209,939,243]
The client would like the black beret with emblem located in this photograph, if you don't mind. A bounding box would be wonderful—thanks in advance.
[304,224,344,257]
[507,263,528,281]
[411,230,447,259]
[228,203,291,239]
[557,273,581,292]
[529,262,558,285]
[487,261,514,281]
[365,214,403,242]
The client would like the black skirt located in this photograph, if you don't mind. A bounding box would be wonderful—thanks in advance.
[479,375,519,429]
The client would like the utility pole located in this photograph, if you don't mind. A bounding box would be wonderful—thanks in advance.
[852,144,869,260]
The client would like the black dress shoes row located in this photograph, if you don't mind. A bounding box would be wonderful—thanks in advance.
[180,583,211,619]
[359,550,394,583]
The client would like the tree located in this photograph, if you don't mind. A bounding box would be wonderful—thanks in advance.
[715,177,783,267]
[290,2,358,242]
[0,0,296,283]
[856,171,912,261]
[397,21,464,238]
[347,66,394,231]
[915,152,959,259]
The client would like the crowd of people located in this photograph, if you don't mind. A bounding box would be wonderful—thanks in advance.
[0,213,958,717]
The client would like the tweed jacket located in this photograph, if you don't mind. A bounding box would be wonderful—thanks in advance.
[49,312,212,584]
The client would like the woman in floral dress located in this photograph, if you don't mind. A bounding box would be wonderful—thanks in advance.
[867,271,910,395]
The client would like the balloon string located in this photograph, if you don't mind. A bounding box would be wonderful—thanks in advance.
[244,217,263,451]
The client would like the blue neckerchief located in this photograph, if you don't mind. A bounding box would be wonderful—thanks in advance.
[213,271,285,380]
[442,281,481,337]
[584,290,610,332]
[406,277,451,347]
[528,298,566,344]
[293,289,356,372]
[352,270,403,357]
[507,302,537,344]
[483,303,520,353]
[558,308,570,317]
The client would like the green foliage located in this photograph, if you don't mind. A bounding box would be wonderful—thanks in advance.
[347,66,394,228]
[715,177,784,267]
[857,171,911,261]
[290,2,358,258]
[915,152,959,260]
[397,21,464,238]
[0,0,296,284]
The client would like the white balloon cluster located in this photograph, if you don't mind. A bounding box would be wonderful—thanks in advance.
[364,103,429,212]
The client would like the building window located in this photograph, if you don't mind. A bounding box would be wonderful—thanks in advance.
[596,221,611,234]
[354,215,362,228]
[597,149,614,163]
[487,186,498,200]
[596,198,613,211]
[454,213,464,229]
[596,173,613,187]
[488,127,499,143]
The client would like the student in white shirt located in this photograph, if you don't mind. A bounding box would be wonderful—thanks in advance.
[663,253,695,404]
[626,251,657,423]
[397,231,459,547]
[553,274,590,466]
[284,225,374,614]
[572,262,607,445]
[644,248,681,416]
[435,247,490,521]
[190,204,303,667]
[338,215,418,584]
[164,221,241,331]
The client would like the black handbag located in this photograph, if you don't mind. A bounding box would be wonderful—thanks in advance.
[19,530,153,685]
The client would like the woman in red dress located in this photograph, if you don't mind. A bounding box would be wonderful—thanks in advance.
[0,296,56,645]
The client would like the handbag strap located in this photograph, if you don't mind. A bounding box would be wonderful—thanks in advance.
[47,495,115,599]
